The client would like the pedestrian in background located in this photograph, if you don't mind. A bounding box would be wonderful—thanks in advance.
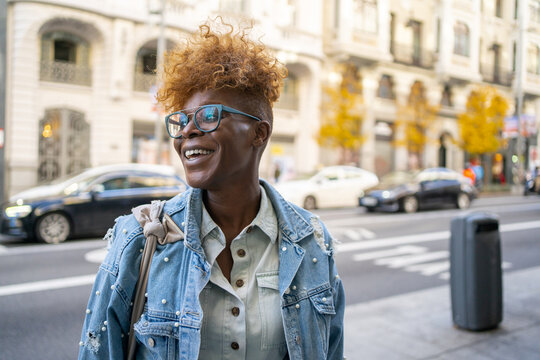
[463,162,476,185]
[79,19,345,360]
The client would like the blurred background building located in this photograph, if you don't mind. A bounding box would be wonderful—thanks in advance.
[2,0,540,197]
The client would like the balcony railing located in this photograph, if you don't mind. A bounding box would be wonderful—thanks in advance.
[40,60,92,86]
[134,73,156,93]
[479,65,513,87]
[391,43,435,69]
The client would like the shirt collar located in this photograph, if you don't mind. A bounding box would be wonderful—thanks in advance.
[200,185,278,243]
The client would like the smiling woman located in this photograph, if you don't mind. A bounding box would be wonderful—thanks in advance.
[79,19,345,360]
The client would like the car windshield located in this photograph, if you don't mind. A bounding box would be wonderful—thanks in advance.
[40,169,104,195]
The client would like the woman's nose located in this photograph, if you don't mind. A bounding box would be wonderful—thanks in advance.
[180,115,203,138]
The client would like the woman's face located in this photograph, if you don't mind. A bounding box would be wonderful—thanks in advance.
[173,88,263,190]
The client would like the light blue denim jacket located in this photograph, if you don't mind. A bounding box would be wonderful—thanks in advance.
[79,180,345,360]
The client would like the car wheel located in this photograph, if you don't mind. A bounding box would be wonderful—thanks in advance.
[36,212,71,244]
[456,192,471,209]
[366,207,376,213]
[401,196,418,213]
[303,196,317,210]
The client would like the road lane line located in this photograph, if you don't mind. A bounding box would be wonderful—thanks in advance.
[337,220,540,253]
[376,251,449,268]
[352,245,427,262]
[405,261,450,276]
[0,274,95,297]
[0,239,105,257]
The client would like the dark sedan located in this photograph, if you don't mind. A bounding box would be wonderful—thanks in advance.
[1,164,187,243]
[359,167,477,213]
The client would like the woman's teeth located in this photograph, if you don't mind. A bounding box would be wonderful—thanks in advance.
[185,149,213,159]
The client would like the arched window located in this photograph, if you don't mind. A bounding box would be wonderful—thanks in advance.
[276,73,299,110]
[134,47,157,92]
[134,40,175,92]
[39,109,90,182]
[441,84,453,107]
[377,74,395,99]
[40,32,91,85]
[353,0,378,33]
[453,22,470,57]
[527,43,540,74]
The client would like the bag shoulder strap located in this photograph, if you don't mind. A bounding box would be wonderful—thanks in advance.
[126,200,184,360]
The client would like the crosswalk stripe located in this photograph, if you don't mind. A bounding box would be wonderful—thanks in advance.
[352,245,427,262]
[405,261,450,276]
[0,274,95,297]
[376,251,450,268]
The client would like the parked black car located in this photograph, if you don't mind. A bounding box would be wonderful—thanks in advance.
[359,167,477,213]
[1,164,187,243]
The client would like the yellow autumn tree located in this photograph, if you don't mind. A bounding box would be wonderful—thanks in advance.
[458,86,509,155]
[394,81,439,169]
[317,64,364,165]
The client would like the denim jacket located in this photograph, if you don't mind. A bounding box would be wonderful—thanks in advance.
[79,180,345,360]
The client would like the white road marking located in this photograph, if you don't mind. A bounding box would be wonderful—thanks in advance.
[0,239,105,257]
[0,274,95,297]
[84,247,107,264]
[406,261,450,276]
[376,251,449,268]
[438,261,512,280]
[337,220,540,253]
[352,245,427,262]
[343,228,376,241]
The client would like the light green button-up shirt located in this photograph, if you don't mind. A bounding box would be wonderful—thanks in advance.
[198,186,287,360]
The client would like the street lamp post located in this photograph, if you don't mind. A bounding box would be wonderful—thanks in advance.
[150,0,166,164]
[0,0,7,205]
[512,0,525,191]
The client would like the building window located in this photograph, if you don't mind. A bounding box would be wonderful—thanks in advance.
[40,32,91,86]
[531,0,540,22]
[527,43,540,74]
[441,84,453,107]
[39,109,90,182]
[496,0,503,17]
[377,74,395,99]
[353,0,378,33]
[453,22,470,57]
[276,73,299,110]
[134,46,157,92]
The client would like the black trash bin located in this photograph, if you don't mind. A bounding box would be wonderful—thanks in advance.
[450,212,503,331]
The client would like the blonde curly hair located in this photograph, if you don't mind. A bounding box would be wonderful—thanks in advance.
[156,20,287,122]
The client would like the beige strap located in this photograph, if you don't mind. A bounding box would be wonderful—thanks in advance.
[126,200,184,360]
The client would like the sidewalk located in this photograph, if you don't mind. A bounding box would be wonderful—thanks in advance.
[344,266,540,359]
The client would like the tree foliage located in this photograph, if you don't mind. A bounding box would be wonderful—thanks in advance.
[394,81,439,158]
[317,64,364,165]
[457,86,509,155]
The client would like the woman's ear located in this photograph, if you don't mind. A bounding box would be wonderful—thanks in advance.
[253,121,271,148]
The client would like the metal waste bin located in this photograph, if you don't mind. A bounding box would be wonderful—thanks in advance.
[450,212,502,331]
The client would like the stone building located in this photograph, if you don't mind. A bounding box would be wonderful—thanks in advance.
[3,0,539,196]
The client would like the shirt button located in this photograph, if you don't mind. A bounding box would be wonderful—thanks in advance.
[148,338,155,347]
[235,279,244,288]
[231,342,240,350]
[237,249,246,257]
[231,307,240,316]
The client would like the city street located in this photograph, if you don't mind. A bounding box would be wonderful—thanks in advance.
[1,195,539,359]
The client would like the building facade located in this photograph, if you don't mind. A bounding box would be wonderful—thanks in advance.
[3,0,540,196]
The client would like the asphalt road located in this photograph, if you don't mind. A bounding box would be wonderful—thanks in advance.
[1,195,539,359]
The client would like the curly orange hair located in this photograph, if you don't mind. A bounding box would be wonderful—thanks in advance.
[156,20,287,120]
